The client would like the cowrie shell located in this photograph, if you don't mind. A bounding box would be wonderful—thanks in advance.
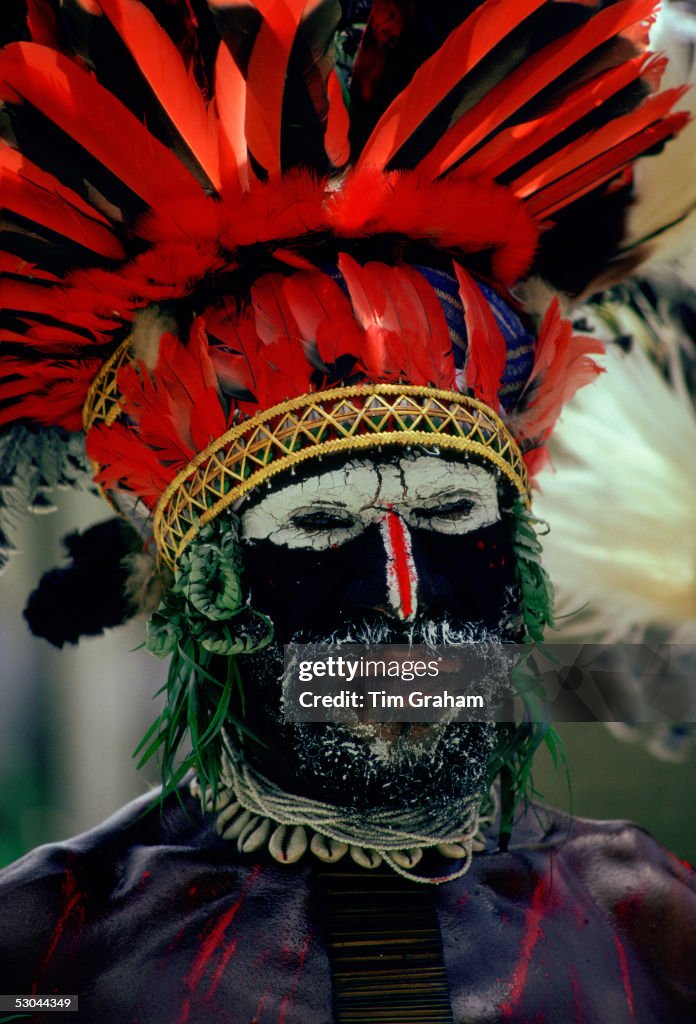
[269,825,308,864]
[220,808,253,840]
[436,841,468,859]
[310,833,349,863]
[349,846,382,869]
[390,847,423,869]
[238,816,272,854]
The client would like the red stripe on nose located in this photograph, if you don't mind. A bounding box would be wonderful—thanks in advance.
[380,510,417,621]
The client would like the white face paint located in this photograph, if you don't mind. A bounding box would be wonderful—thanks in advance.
[240,454,500,550]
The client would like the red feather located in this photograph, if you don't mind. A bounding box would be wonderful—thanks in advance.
[356,0,548,172]
[0,43,202,211]
[282,270,361,371]
[461,54,658,181]
[399,266,456,390]
[0,279,121,338]
[0,358,102,431]
[325,69,350,169]
[524,112,689,220]
[523,445,552,480]
[97,0,221,190]
[251,274,300,345]
[88,422,175,504]
[219,171,328,248]
[338,254,398,380]
[0,253,59,282]
[26,0,62,48]
[138,322,227,454]
[328,168,538,287]
[418,0,658,180]
[230,0,328,176]
[339,255,455,388]
[511,88,688,200]
[255,334,316,407]
[95,321,229,500]
[0,146,125,260]
[419,0,659,180]
[509,298,604,442]
[454,262,507,411]
[214,41,250,191]
[114,240,227,302]
[206,301,262,401]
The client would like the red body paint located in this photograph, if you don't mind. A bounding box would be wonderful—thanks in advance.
[178,864,261,1023]
[277,933,312,1024]
[500,877,550,1018]
[34,867,85,993]
[612,934,635,1018]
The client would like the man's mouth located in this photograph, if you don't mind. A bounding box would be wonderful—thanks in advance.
[345,720,446,749]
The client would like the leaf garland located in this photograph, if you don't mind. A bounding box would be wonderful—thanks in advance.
[139,516,273,802]
[487,498,566,846]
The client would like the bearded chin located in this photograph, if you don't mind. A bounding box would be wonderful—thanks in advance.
[240,610,519,814]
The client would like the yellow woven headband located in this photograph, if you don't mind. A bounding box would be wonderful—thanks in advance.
[83,349,528,571]
[152,385,528,569]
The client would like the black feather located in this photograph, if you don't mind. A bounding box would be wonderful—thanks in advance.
[23,517,143,648]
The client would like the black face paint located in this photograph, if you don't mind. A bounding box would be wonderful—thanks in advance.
[234,453,523,811]
[242,518,518,643]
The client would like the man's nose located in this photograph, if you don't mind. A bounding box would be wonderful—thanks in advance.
[378,510,418,623]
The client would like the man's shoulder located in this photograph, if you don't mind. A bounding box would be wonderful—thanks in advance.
[551,806,696,904]
[539,806,696,1001]
[0,786,214,956]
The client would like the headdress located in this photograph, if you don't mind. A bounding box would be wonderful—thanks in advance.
[0,0,689,821]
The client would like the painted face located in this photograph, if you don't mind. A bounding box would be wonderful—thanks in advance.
[237,450,522,812]
[240,453,517,642]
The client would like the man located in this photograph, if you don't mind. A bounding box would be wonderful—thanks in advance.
[1,1,695,1021]
[2,443,695,1022]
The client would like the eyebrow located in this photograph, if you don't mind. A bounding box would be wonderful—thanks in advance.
[411,487,485,505]
[286,499,351,512]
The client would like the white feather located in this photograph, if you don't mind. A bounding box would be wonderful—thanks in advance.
[534,303,696,642]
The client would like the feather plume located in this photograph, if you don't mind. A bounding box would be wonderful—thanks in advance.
[205,298,261,400]
[88,320,229,501]
[535,313,696,640]
[210,0,341,175]
[325,69,350,168]
[512,89,688,201]
[88,422,175,502]
[356,0,549,172]
[328,168,538,286]
[214,40,250,191]
[339,254,455,388]
[461,53,661,181]
[281,270,361,370]
[97,0,221,190]
[0,145,126,261]
[454,263,507,411]
[218,171,328,247]
[418,0,659,180]
[523,112,689,221]
[509,298,604,443]
[0,42,202,209]
[0,358,103,431]
[26,0,62,48]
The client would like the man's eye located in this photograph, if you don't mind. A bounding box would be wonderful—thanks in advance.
[414,498,475,520]
[290,510,354,531]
